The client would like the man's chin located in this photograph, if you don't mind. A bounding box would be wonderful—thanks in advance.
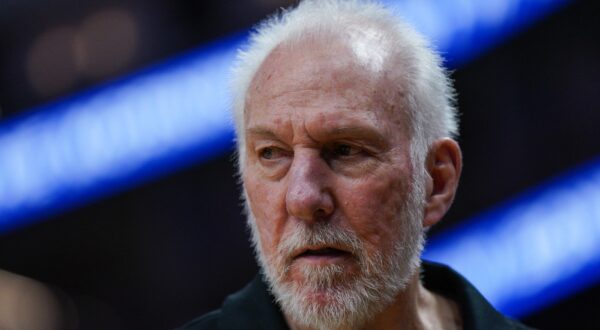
[283,267,360,306]
[287,262,357,289]
[295,285,339,304]
[275,274,373,330]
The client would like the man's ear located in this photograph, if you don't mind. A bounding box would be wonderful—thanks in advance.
[423,138,462,228]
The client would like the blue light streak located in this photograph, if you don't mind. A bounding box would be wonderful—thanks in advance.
[0,33,243,232]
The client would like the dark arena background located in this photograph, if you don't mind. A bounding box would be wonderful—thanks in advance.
[1,0,600,329]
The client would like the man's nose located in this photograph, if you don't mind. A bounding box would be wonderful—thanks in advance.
[285,151,334,223]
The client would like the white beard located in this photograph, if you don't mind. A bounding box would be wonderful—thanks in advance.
[245,182,426,330]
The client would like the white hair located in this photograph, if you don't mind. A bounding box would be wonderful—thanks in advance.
[231,0,459,175]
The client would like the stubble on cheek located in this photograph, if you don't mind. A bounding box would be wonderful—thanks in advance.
[244,170,285,248]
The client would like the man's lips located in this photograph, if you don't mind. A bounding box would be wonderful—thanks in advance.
[293,246,353,261]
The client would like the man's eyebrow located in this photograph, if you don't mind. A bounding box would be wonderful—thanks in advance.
[246,127,278,138]
[246,127,288,143]
[324,126,388,145]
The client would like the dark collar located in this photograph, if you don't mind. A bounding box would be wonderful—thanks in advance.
[218,273,288,330]
[420,261,531,330]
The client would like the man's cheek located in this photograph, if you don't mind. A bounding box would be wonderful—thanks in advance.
[245,181,270,214]
[349,191,404,243]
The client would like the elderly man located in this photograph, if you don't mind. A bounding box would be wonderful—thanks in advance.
[182,0,532,329]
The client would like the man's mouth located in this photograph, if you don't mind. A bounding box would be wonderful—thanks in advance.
[294,246,352,261]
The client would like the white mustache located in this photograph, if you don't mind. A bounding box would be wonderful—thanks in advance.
[277,222,364,263]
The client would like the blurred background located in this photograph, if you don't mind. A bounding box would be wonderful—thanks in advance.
[1,0,599,329]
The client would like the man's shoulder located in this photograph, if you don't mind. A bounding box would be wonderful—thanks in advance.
[178,275,288,330]
[179,309,221,330]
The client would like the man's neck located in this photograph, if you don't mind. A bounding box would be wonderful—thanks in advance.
[360,271,462,330]
[414,273,463,330]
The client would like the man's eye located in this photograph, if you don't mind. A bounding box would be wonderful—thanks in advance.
[333,144,353,156]
[259,147,287,160]
[323,143,362,160]
[260,147,274,159]
[332,144,360,157]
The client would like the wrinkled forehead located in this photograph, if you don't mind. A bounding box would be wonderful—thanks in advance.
[248,41,362,98]
[245,33,406,118]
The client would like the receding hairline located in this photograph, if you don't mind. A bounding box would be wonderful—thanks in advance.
[244,31,412,122]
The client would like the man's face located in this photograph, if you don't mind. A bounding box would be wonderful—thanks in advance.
[242,41,424,328]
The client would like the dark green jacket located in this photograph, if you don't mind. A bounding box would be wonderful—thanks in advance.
[181,261,534,329]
